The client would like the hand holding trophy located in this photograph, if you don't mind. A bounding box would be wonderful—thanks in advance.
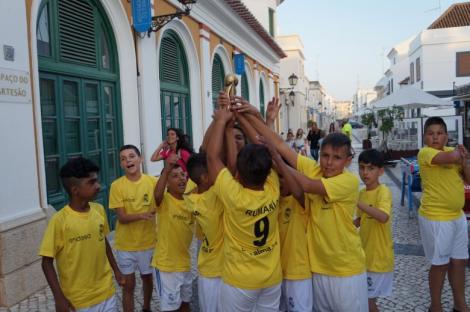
[224,74,238,109]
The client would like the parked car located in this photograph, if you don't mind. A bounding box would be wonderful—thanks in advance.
[349,121,364,129]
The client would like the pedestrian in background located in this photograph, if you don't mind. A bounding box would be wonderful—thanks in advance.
[151,127,194,173]
[294,128,307,156]
[307,122,321,161]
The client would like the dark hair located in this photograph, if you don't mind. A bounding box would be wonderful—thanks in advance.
[186,153,208,185]
[119,144,141,156]
[321,133,352,156]
[423,117,447,133]
[167,128,194,154]
[358,149,384,168]
[236,144,272,187]
[59,157,99,196]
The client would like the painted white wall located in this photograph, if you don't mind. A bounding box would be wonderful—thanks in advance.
[240,0,279,35]
[0,0,43,226]
[409,27,470,92]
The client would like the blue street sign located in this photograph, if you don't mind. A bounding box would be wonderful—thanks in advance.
[132,0,152,33]
[234,54,245,75]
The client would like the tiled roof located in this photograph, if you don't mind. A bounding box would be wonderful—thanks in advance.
[428,2,470,29]
[225,0,286,58]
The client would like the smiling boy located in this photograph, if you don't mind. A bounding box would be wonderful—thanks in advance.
[109,145,157,312]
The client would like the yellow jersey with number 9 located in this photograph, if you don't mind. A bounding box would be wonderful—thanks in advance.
[214,168,282,289]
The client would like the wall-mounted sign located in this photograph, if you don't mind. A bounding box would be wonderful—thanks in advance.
[3,45,14,62]
[132,0,152,33]
[234,53,245,75]
[0,68,31,104]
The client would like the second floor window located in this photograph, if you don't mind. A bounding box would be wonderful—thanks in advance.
[410,62,415,84]
[416,58,421,82]
[457,52,470,77]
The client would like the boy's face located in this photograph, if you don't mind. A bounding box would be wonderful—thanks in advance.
[319,144,352,178]
[167,166,187,195]
[359,162,383,187]
[74,172,101,200]
[233,128,246,153]
[120,148,142,176]
[424,124,447,150]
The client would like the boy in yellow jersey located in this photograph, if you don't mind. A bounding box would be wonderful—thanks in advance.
[417,117,470,312]
[153,154,194,312]
[184,153,224,312]
[354,149,393,312]
[39,157,123,312]
[109,144,157,312]
[240,109,367,312]
[207,106,284,312]
[278,172,313,312]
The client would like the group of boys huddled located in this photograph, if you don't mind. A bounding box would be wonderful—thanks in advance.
[39,89,470,312]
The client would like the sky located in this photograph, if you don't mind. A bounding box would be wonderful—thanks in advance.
[276,0,464,100]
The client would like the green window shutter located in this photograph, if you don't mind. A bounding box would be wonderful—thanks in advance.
[58,0,97,67]
[160,36,181,84]
[259,80,265,117]
[241,72,249,101]
[212,54,225,108]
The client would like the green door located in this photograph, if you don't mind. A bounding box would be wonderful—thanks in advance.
[160,30,192,140]
[212,54,225,109]
[259,80,265,118]
[241,72,250,101]
[37,0,122,228]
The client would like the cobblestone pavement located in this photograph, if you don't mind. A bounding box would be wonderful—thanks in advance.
[3,134,470,311]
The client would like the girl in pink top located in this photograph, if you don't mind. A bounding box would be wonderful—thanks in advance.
[151,128,193,173]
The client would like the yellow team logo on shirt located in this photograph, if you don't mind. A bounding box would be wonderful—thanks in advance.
[98,224,104,241]
[283,207,292,223]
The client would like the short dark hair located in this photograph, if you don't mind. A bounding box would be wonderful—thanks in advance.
[424,117,447,133]
[119,144,141,156]
[59,157,99,196]
[321,133,353,156]
[358,149,384,168]
[236,144,272,187]
[186,153,208,185]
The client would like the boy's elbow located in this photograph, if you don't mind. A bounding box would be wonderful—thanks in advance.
[378,214,389,223]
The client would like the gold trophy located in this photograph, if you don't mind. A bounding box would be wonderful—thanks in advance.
[224,74,238,97]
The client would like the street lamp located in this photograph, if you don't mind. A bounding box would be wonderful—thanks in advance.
[279,73,298,131]
[148,0,197,34]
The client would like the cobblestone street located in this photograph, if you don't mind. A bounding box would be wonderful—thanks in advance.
[3,136,470,312]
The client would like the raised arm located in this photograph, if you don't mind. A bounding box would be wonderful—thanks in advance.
[236,114,261,144]
[285,165,327,196]
[225,121,238,176]
[431,148,461,165]
[201,92,230,152]
[241,112,299,168]
[150,141,168,162]
[207,108,233,183]
[154,154,178,206]
[265,97,281,130]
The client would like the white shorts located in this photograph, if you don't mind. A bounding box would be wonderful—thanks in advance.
[76,295,117,312]
[367,272,393,299]
[418,214,469,265]
[312,272,368,312]
[218,281,281,312]
[279,278,313,312]
[116,249,153,275]
[198,276,221,312]
[154,269,192,311]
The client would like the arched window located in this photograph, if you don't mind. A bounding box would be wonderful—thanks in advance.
[159,30,192,140]
[211,54,225,109]
[241,72,249,101]
[259,79,265,117]
[37,0,122,227]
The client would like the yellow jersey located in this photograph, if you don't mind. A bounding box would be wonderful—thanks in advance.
[214,168,282,289]
[109,174,157,251]
[296,156,365,276]
[358,184,394,272]
[279,195,311,280]
[151,192,194,272]
[39,203,115,309]
[418,146,464,221]
[184,187,224,278]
